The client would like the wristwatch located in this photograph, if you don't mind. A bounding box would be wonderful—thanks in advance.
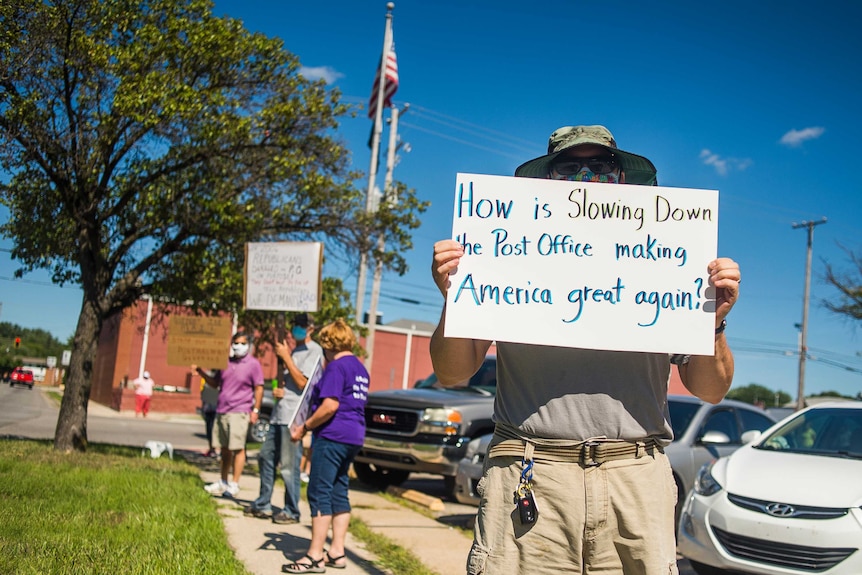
[715,320,727,336]
[252,407,260,414]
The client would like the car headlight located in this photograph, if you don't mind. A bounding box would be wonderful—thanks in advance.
[417,408,462,435]
[693,460,723,496]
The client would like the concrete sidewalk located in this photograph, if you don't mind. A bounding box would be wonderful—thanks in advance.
[200,469,473,575]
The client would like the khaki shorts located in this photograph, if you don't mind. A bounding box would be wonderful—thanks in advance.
[216,412,249,451]
[468,450,678,575]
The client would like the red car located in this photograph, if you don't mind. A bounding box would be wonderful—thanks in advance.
[9,367,34,389]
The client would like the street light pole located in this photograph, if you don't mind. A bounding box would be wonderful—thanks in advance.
[792,217,827,411]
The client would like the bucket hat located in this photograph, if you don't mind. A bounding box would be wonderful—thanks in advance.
[514,125,658,185]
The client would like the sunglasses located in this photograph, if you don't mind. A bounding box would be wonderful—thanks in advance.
[551,155,618,176]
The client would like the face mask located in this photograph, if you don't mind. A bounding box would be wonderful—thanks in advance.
[231,342,249,358]
[291,326,307,340]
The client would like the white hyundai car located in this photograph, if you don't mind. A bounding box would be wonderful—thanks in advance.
[677,401,862,575]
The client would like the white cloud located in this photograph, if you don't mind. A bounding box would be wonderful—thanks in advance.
[298,66,344,85]
[699,149,752,176]
[780,126,825,147]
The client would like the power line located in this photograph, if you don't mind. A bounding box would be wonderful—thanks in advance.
[0,275,79,289]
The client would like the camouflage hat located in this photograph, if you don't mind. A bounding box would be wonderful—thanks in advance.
[514,125,658,185]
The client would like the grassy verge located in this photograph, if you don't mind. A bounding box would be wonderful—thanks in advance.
[0,439,250,575]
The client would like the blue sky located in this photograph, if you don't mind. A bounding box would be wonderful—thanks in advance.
[2,0,861,401]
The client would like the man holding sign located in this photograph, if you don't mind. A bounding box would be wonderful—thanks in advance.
[431,125,740,575]
[245,313,323,525]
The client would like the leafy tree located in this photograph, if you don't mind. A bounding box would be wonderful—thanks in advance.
[0,321,68,371]
[0,0,425,451]
[726,384,792,407]
[809,390,855,400]
[823,244,862,321]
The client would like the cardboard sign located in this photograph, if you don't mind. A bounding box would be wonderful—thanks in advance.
[244,242,323,312]
[443,173,719,355]
[288,358,323,429]
[167,315,233,369]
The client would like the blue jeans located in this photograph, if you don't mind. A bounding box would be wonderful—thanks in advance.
[306,436,360,517]
[253,424,302,519]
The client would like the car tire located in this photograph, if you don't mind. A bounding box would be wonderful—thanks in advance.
[353,462,410,489]
[688,560,727,575]
[248,418,270,444]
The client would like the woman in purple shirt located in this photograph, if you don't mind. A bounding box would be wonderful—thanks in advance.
[284,319,369,573]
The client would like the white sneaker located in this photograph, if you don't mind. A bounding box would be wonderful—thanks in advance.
[226,481,240,497]
[300,472,309,484]
[204,480,227,495]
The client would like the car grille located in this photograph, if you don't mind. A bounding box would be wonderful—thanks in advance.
[728,493,849,520]
[712,526,856,572]
[365,407,419,434]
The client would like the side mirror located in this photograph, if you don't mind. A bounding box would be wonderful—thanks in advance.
[700,431,731,445]
[741,430,762,444]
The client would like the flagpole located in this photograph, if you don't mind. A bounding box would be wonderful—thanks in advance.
[365,102,405,370]
[355,2,394,329]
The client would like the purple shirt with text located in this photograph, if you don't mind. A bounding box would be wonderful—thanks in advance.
[311,355,368,446]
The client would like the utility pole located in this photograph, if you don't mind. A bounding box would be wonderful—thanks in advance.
[355,2,395,330]
[792,217,827,411]
[365,103,409,370]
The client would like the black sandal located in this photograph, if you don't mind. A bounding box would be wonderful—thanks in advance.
[325,552,347,569]
[282,554,325,573]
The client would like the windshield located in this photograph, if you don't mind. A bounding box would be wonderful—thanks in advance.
[756,407,862,457]
[415,358,497,393]
[668,400,701,441]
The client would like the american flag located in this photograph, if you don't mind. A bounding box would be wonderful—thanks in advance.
[367,41,398,119]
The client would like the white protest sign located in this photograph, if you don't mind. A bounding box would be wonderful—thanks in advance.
[443,173,719,355]
[288,357,323,429]
[244,242,323,312]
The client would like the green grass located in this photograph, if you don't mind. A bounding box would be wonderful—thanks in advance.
[0,439,250,575]
[0,438,456,575]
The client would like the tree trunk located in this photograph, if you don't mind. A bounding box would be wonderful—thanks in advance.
[53,299,102,452]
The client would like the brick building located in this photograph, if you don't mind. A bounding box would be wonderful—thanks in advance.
[89,299,436,414]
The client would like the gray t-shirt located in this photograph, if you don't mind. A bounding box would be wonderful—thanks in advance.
[494,341,674,445]
[270,339,324,425]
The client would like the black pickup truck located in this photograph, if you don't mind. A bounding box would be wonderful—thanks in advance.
[354,356,497,494]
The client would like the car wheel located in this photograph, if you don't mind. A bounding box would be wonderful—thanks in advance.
[688,560,728,575]
[353,462,410,489]
[248,418,270,444]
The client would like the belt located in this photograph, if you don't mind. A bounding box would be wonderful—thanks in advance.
[488,426,662,467]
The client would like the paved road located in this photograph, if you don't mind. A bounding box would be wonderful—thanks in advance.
[0,383,209,452]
